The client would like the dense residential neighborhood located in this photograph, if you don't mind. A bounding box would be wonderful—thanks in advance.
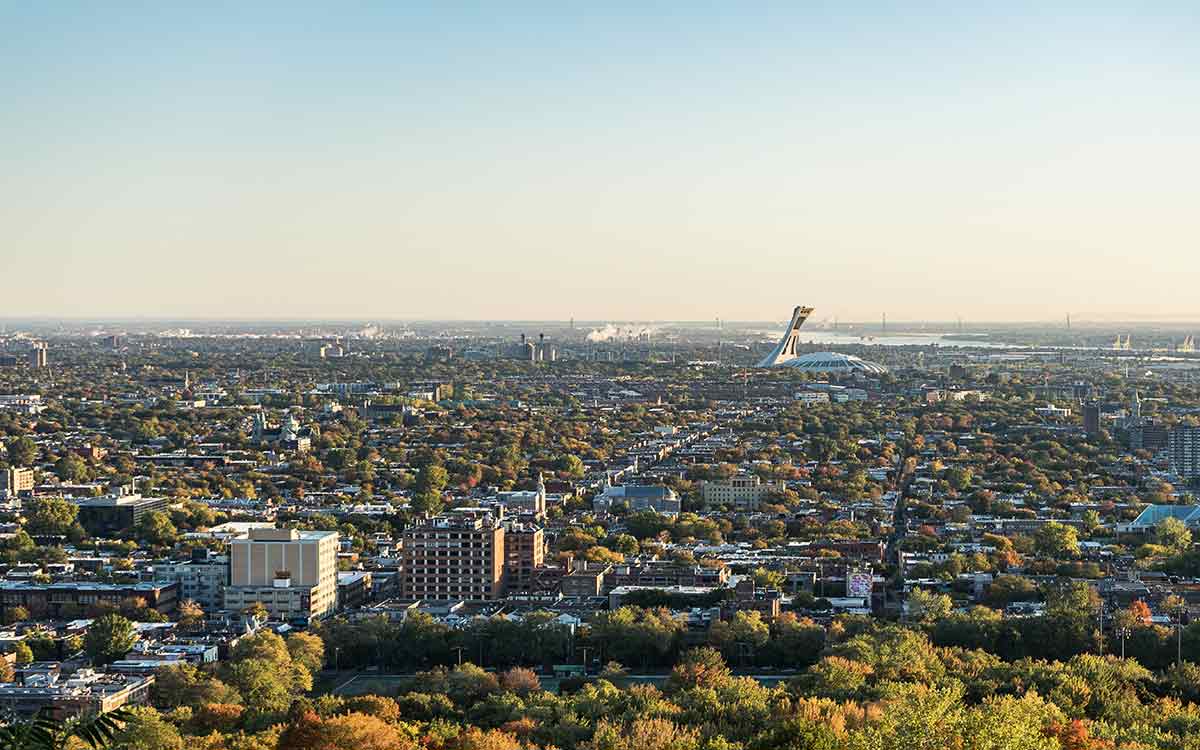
[1,321,1200,748]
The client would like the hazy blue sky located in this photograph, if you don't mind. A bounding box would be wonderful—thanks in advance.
[4,3,1199,322]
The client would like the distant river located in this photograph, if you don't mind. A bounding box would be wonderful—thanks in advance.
[748,330,1019,349]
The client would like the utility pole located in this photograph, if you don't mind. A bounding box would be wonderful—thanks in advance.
[454,646,465,666]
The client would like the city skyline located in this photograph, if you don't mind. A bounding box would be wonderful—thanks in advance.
[5,4,1200,321]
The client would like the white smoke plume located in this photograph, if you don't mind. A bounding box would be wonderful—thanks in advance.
[586,324,660,342]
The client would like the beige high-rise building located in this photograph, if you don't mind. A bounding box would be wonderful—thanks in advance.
[224,527,339,623]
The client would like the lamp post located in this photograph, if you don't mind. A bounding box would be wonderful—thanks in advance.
[1116,626,1131,660]
[1161,595,1189,666]
[1176,617,1184,667]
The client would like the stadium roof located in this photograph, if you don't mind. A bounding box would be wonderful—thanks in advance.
[771,351,887,374]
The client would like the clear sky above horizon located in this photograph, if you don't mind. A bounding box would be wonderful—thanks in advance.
[4,3,1199,322]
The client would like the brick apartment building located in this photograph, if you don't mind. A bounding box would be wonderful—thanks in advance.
[401,510,505,601]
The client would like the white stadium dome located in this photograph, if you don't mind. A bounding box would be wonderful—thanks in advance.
[758,306,887,374]
[773,351,888,374]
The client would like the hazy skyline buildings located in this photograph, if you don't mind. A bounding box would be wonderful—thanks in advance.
[4,4,1200,321]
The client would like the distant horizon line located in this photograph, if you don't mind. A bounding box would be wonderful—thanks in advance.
[4,315,1200,327]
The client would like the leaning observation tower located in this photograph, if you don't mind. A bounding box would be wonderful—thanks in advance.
[758,305,815,367]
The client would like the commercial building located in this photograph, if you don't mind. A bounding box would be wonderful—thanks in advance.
[0,468,34,498]
[401,510,505,601]
[1169,426,1200,479]
[701,474,786,511]
[77,494,169,537]
[0,581,178,620]
[224,527,339,623]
